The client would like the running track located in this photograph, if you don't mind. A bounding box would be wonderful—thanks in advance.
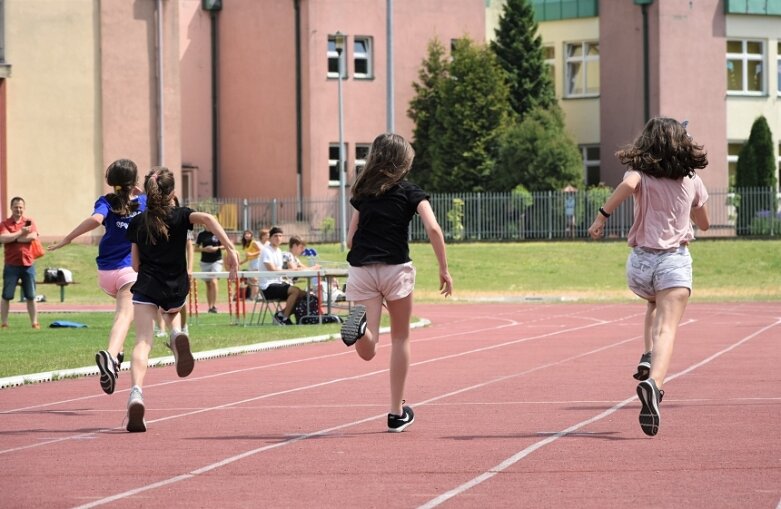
[1,302,779,508]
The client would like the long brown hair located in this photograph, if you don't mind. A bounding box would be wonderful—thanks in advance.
[616,117,708,179]
[105,159,139,216]
[352,133,415,198]
[141,167,175,244]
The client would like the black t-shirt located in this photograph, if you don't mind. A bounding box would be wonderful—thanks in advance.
[127,207,194,301]
[196,229,222,263]
[346,180,429,267]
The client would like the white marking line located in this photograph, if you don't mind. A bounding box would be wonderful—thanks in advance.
[1,312,626,456]
[0,306,613,415]
[67,314,639,507]
[416,317,781,509]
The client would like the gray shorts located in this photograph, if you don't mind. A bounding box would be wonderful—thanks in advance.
[200,260,223,282]
[626,246,692,300]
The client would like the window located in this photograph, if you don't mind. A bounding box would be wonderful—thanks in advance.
[355,144,370,176]
[353,37,373,79]
[726,39,764,94]
[581,145,600,187]
[329,143,350,186]
[327,36,347,79]
[565,42,599,97]
[543,45,555,86]
[727,142,743,189]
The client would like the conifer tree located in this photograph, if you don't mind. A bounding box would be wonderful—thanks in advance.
[490,0,555,120]
[736,115,777,235]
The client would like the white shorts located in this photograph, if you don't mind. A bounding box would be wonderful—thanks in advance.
[345,262,416,302]
[626,246,692,300]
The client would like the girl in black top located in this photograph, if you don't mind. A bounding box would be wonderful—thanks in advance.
[341,133,453,432]
[123,167,238,432]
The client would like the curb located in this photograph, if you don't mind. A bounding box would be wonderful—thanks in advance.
[0,318,431,389]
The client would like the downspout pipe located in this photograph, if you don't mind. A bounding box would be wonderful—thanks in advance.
[386,0,394,133]
[294,0,303,217]
[641,2,651,123]
[156,0,164,165]
[210,9,220,197]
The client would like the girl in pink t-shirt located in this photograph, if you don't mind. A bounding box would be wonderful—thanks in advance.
[588,117,710,437]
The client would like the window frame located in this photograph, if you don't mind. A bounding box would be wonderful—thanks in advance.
[353,36,373,79]
[726,39,765,95]
[727,141,744,189]
[355,144,370,176]
[564,41,599,98]
[327,35,347,79]
[580,145,601,187]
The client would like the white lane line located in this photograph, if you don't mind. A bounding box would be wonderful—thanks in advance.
[67,318,639,509]
[416,317,781,509]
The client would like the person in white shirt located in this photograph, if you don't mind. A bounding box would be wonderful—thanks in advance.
[259,226,303,325]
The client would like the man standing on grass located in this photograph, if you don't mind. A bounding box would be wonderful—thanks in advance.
[0,197,40,329]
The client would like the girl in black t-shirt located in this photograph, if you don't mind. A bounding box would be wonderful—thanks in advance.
[340,133,453,432]
[123,167,239,432]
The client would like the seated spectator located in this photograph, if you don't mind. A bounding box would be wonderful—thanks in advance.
[283,236,320,271]
[259,226,303,325]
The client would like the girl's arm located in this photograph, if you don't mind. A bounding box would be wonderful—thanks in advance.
[691,204,710,231]
[587,172,641,240]
[186,238,195,276]
[48,214,104,251]
[131,243,140,272]
[189,212,239,276]
[346,211,359,249]
[417,200,453,297]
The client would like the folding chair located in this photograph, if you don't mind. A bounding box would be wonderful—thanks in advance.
[248,288,285,325]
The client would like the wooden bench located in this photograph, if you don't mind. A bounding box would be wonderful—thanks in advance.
[17,280,74,303]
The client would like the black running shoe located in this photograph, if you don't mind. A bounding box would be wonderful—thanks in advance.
[633,351,652,381]
[117,351,124,365]
[340,305,367,346]
[169,329,195,378]
[636,378,663,436]
[95,350,119,395]
[388,404,415,433]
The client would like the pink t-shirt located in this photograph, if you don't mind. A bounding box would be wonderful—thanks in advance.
[626,170,708,250]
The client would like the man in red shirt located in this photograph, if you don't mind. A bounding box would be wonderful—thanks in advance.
[0,197,40,328]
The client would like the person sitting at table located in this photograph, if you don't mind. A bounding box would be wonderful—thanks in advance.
[259,226,304,325]
[282,236,320,272]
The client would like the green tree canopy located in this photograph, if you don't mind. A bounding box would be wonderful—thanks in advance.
[490,0,555,120]
[425,38,513,192]
[735,115,777,235]
[495,106,582,192]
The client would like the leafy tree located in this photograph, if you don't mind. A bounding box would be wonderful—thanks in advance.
[428,38,513,192]
[490,0,555,120]
[494,106,582,192]
[736,115,777,235]
[408,39,449,190]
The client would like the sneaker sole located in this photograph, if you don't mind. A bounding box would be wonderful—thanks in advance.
[95,351,116,395]
[126,401,146,433]
[171,333,195,378]
[637,381,660,436]
[340,305,366,347]
[633,362,651,381]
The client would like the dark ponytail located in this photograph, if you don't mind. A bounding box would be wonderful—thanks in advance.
[105,159,139,216]
[141,167,175,244]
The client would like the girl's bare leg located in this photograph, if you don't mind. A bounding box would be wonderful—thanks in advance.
[386,294,413,417]
[648,287,690,390]
[108,284,133,358]
[354,296,383,361]
[130,304,157,389]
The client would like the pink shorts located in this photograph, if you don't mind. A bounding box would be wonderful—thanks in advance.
[97,267,137,298]
[345,262,416,302]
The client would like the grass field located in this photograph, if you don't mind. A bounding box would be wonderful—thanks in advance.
[1,238,779,378]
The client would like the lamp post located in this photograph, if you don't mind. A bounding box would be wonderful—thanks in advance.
[335,31,347,251]
[634,0,654,123]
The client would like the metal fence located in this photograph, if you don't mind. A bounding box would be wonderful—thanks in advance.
[185,187,781,243]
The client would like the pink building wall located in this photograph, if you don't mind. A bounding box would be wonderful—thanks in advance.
[600,0,726,191]
[180,0,484,201]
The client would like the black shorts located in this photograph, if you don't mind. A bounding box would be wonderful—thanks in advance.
[262,283,290,301]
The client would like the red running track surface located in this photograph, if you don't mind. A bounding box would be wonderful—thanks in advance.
[0,302,779,508]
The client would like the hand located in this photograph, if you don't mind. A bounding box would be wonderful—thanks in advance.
[47,240,69,251]
[224,249,240,279]
[439,271,453,298]
[587,216,606,240]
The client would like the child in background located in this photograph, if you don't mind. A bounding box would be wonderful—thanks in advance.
[240,229,262,301]
[340,133,453,432]
[588,117,709,437]
[125,167,238,432]
[48,159,145,395]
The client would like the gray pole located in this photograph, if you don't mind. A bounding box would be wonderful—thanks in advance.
[156,0,164,165]
[386,0,394,133]
[337,46,347,251]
